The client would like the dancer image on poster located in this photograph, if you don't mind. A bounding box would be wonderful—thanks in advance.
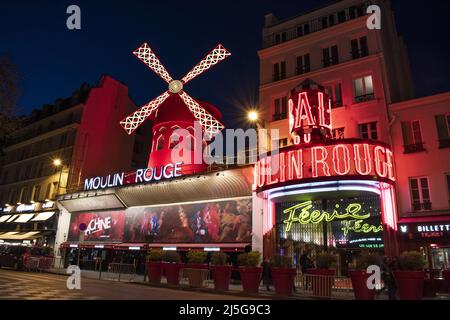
[190,209,207,242]
[203,204,220,242]
[235,201,252,242]
[219,201,240,242]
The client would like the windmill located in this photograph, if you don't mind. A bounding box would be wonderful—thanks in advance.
[120,43,231,139]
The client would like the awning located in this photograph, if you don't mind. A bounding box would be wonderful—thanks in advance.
[14,214,35,223]
[147,243,250,252]
[31,211,56,221]
[0,231,40,240]
[113,243,147,250]
[0,215,12,223]
[398,215,450,224]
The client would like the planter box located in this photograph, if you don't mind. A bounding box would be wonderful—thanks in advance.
[211,265,233,291]
[239,267,263,293]
[147,261,164,284]
[306,269,335,298]
[163,262,183,286]
[349,270,375,300]
[271,267,296,296]
[393,271,425,300]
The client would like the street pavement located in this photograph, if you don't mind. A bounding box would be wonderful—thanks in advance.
[0,268,259,300]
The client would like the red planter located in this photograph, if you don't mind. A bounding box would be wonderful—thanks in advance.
[163,262,183,286]
[147,261,164,284]
[211,265,233,291]
[393,271,426,300]
[349,270,375,300]
[239,267,263,293]
[307,269,335,298]
[271,267,296,296]
[185,263,209,270]
[443,270,450,293]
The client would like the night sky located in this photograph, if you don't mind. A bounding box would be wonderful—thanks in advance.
[1,0,450,128]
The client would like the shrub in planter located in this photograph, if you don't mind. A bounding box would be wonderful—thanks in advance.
[185,251,209,288]
[394,251,426,300]
[162,251,182,286]
[238,251,262,293]
[270,255,296,296]
[307,252,336,298]
[211,252,232,291]
[146,249,164,284]
[349,253,382,300]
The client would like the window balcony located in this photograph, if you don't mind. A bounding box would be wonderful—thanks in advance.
[272,113,287,121]
[331,100,343,108]
[296,66,311,75]
[273,73,286,82]
[412,201,432,212]
[404,142,426,154]
[354,93,375,103]
[351,49,369,60]
[438,138,450,149]
[322,58,339,68]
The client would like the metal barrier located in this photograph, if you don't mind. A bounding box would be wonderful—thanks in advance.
[24,257,55,272]
[107,263,136,282]
[296,274,353,298]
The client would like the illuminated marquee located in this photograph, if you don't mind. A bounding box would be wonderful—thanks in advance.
[84,162,183,191]
[282,200,383,235]
[254,141,395,191]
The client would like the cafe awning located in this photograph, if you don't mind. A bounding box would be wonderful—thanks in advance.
[398,215,450,224]
[0,231,41,240]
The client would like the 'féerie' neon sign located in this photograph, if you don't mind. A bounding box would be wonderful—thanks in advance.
[282,201,382,236]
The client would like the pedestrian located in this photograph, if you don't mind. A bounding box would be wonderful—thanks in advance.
[261,258,272,291]
[381,256,397,300]
[300,250,314,274]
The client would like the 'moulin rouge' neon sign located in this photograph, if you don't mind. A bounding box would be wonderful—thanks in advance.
[254,141,395,191]
[282,200,383,235]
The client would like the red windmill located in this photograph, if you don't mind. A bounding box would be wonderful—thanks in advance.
[120,43,231,174]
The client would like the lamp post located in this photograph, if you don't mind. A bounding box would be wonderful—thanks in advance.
[53,158,63,198]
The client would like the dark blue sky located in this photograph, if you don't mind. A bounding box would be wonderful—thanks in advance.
[1,0,450,128]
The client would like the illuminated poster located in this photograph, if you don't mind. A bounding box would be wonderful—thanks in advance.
[276,194,384,249]
[68,211,125,241]
[123,198,252,243]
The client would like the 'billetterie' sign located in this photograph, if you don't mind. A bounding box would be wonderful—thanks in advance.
[254,140,395,191]
[84,162,183,191]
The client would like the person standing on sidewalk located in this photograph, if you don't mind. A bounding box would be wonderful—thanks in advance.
[261,258,272,291]
[382,256,397,300]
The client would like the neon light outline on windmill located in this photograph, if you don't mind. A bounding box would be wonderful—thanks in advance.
[120,43,231,139]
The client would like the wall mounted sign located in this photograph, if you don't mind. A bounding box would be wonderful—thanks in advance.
[16,203,37,212]
[83,161,183,191]
[254,140,395,191]
[399,223,450,239]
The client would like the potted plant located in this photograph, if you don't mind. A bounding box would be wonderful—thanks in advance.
[210,252,233,291]
[307,252,336,298]
[393,251,426,300]
[270,254,296,296]
[162,251,182,286]
[146,249,164,284]
[349,252,382,300]
[238,251,262,293]
[185,250,209,288]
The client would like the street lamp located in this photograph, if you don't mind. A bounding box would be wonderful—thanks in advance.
[53,158,63,199]
[248,110,259,123]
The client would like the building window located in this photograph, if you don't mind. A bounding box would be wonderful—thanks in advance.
[273,61,286,81]
[359,122,378,140]
[446,174,450,206]
[435,114,450,148]
[409,177,432,211]
[279,138,289,148]
[354,75,374,102]
[32,185,41,202]
[36,162,44,177]
[59,133,68,148]
[327,83,343,108]
[273,97,288,121]
[275,32,287,44]
[402,120,425,153]
[156,134,165,151]
[351,36,369,59]
[296,54,310,75]
[15,167,21,182]
[322,45,339,67]
[332,127,345,139]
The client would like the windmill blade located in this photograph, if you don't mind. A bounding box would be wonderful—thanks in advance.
[181,44,231,85]
[179,91,224,139]
[133,43,173,84]
[120,91,171,135]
